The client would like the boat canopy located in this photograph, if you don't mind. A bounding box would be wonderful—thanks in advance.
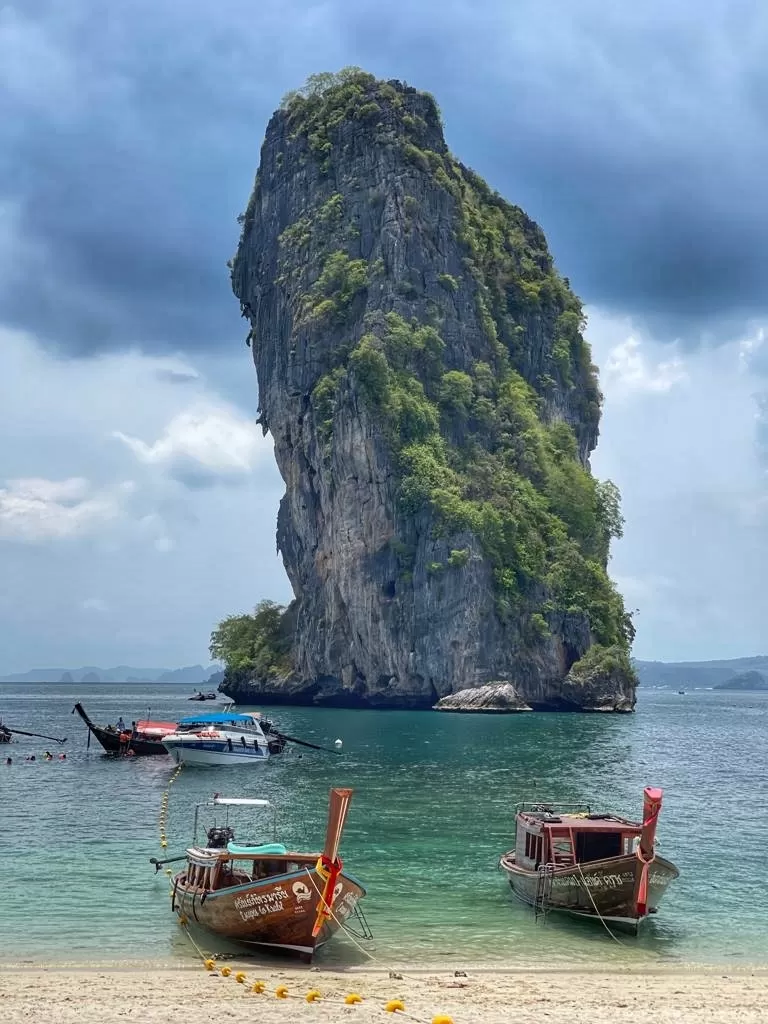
[179,712,255,725]
[213,796,272,807]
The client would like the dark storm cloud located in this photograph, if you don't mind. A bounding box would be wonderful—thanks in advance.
[2,0,767,355]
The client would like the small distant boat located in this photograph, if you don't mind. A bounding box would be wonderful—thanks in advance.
[0,723,11,743]
[678,690,686,695]
[161,711,287,766]
[499,787,679,932]
[160,789,368,961]
[189,691,218,701]
[72,702,176,755]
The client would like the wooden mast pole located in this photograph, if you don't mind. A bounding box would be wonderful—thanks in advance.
[312,788,353,938]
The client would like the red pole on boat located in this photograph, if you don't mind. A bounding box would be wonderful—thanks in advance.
[635,786,663,917]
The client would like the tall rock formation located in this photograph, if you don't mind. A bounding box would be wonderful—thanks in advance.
[228,69,637,711]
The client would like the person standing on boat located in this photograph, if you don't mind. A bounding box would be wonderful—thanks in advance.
[117,716,126,731]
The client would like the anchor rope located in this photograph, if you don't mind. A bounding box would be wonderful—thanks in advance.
[573,862,625,947]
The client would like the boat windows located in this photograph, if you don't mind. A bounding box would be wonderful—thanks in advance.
[523,830,543,866]
[575,830,622,863]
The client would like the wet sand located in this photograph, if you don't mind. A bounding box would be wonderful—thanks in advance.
[2,964,767,1024]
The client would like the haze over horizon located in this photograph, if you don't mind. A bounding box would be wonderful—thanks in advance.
[2,1,768,671]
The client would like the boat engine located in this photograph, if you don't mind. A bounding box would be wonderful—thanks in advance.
[206,825,235,848]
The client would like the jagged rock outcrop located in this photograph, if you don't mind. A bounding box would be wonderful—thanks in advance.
[226,69,637,711]
[433,683,532,713]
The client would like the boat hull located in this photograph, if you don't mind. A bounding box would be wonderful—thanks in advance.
[172,866,365,960]
[163,739,271,766]
[499,851,679,930]
[73,702,170,756]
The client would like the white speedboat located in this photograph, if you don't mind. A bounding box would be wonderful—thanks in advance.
[161,712,279,766]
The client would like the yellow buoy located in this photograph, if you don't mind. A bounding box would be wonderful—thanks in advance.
[385,1000,405,1013]
[305,989,322,1003]
[344,993,363,1005]
[220,966,232,977]
[251,981,266,994]
[235,972,246,984]
[275,985,288,999]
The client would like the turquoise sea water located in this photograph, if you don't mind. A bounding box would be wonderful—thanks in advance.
[1,682,766,968]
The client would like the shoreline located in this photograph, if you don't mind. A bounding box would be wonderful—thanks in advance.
[5,958,768,974]
[2,965,768,1024]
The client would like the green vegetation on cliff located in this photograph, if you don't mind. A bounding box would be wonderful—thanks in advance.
[277,71,633,654]
[209,601,292,679]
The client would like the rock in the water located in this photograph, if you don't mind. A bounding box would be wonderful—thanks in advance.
[225,69,637,712]
[433,683,532,713]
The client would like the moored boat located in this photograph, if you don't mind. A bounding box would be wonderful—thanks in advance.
[499,787,679,932]
[163,789,367,961]
[189,691,218,701]
[161,711,287,766]
[72,702,176,755]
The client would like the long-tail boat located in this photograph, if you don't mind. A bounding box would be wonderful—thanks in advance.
[160,789,367,961]
[498,787,679,932]
[72,702,177,755]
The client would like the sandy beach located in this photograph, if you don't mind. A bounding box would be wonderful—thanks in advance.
[2,964,767,1024]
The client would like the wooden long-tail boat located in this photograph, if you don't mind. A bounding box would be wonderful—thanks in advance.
[499,787,679,932]
[163,789,367,961]
[72,702,176,755]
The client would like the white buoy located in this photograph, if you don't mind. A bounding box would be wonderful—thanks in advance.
[334,738,343,749]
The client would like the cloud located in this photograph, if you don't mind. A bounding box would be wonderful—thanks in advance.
[113,402,268,487]
[0,328,288,673]
[589,307,768,659]
[602,337,686,396]
[0,476,123,542]
[1,1,767,357]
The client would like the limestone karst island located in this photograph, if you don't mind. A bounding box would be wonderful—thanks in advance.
[215,69,637,714]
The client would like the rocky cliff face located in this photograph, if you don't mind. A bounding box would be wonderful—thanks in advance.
[228,70,637,711]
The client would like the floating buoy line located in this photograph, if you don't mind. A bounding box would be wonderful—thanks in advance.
[158,776,455,1024]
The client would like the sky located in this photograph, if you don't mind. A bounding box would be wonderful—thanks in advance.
[2,0,767,671]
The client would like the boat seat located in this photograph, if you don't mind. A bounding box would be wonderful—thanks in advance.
[227,841,288,856]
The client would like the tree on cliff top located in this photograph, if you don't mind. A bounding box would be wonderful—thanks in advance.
[209,600,292,677]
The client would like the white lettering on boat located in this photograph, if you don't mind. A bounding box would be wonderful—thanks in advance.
[335,891,358,919]
[234,886,289,916]
[550,870,670,891]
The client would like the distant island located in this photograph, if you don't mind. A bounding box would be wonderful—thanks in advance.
[635,657,768,690]
[0,664,223,685]
[713,670,768,692]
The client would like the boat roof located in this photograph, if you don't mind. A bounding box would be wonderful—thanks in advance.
[213,796,272,807]
[178,712,256,725]
[519,809,640,831]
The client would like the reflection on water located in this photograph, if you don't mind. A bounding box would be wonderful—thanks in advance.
[1,683,766,966]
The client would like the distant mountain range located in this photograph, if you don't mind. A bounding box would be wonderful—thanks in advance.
[4,655,768,691]
[635,656,768,690]
[0,664,223,685]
